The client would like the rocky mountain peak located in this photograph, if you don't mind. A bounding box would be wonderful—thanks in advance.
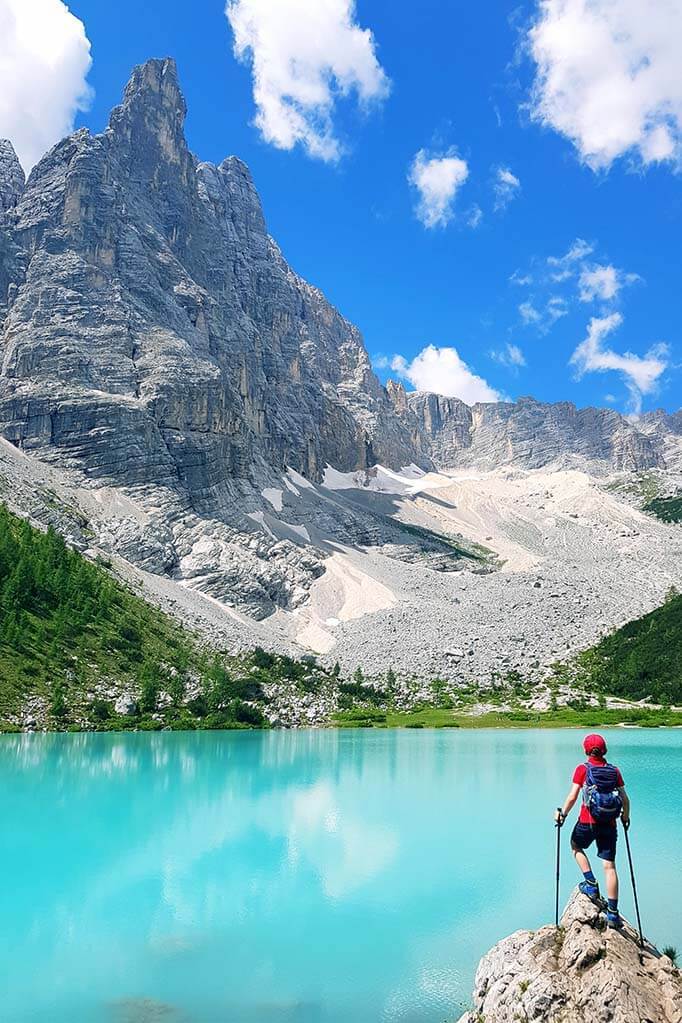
[0,140,25,214]
[108,57,193,183]
[112,56,186,127]
[0,55,417,501]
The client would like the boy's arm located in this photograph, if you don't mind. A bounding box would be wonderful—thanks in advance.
[554,783,581,824]
[619,787,630,827]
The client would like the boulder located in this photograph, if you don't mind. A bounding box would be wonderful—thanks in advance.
[457,891,682,1023]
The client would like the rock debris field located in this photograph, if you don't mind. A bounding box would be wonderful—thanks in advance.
[4,431,682,689]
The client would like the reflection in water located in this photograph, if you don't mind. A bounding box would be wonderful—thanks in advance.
[1,729,680,1023]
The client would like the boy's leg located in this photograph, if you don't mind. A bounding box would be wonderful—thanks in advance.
[572,843,592,875]
[596,827,623,927]
[603,860,623,926]
[602,860,618,901]
[571,824,600,897]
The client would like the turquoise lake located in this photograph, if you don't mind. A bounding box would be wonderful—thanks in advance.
[1,728,680,1022]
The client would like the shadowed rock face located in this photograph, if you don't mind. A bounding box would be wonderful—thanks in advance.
[0,58,417,503]
[457,891,682,1023]
[407,392,664,473]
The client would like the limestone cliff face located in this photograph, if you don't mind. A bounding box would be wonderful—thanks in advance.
[406,392,665,473]
[0,140,26,327]
[0,58,417,504]
[457,891,682,1023]
[640,409,682,471]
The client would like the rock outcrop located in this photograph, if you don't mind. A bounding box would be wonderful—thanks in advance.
[407,392,665,473]
[457,891,682,1023]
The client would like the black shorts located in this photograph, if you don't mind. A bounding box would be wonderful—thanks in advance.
[571,821,617,862]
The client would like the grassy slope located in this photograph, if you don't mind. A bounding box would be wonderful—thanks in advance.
[577,591,682,705]
[0,504,316,731]
[0,504,198,714]
[644,495,682,524]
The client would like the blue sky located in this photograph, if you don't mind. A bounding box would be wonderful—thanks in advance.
[2,1,680,413]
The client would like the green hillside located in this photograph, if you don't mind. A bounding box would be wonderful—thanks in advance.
[0,504,299,730]
[579,590,682,705]
[0,504,190,710]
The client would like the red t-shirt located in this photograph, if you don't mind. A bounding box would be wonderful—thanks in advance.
[573,756,624,825]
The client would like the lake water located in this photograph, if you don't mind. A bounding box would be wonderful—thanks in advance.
[1,728,680,1023]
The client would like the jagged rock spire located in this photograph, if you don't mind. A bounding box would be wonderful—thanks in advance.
[0,140,25,213]
[107,58,193,186]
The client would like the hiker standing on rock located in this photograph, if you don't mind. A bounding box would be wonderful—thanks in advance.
[554,733,631,929]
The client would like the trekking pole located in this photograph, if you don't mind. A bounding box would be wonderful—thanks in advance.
[623,821,644,950]
[555,808,563,927]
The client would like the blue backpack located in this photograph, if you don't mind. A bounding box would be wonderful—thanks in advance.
[582,762,623,822]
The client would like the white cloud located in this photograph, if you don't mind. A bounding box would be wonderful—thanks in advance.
[510,270,533,286]
[226,0,389,162]
[519,296,567,332]
[467,204,483,229]
[578,263,639,302]
[493,166,521,210]
[529,0,682,170]
[519,301,542,326]
[491,343,526,370]
[546,295,569,322]
[0,0,92,171]
[570,313,669,412]
[547,237,594,270]
[408,149,469,228]
[391,345,501,404]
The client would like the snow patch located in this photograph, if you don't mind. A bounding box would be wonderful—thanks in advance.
[399,463,426,479]
[287,522,310,543]
[283,476,301,497]
[286,467,315,490]
[323,463,453,496]
[262,487,284,512]
[247,510,276,539]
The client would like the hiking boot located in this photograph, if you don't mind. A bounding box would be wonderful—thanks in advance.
[607,910,624,929]
[578,879,600,899]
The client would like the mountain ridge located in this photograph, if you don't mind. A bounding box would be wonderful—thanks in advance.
[0,57,679,494]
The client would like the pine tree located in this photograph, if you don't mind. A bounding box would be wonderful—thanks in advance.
[139,661,160,713]
[50,680,68,723]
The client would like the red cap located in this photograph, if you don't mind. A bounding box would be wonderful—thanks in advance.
[583,733,607,756]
